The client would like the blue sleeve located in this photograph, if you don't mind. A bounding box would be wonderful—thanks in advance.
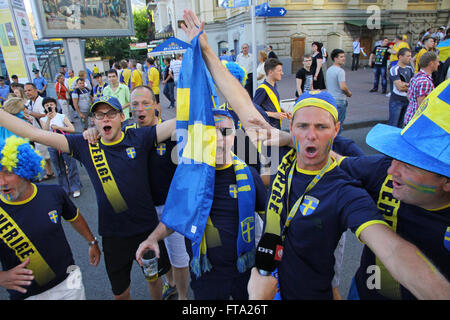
[65,134,87,161]
[332,135,365,157]
[252,87,267,106]
[337,182,385,234]
[339,155,391,197]
[58,186,79,221]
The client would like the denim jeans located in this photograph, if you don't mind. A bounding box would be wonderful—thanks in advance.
[163,82,175,107]
[388,97,408,128]
[49,147,82,194]
[335,99,348,134]
[372,65,387,91]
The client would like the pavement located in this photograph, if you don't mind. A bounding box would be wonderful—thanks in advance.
[0,67,391,300]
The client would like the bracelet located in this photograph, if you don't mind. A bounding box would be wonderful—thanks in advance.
[88,237,98,246]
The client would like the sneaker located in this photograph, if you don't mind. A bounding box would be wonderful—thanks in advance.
[162,283,177,300]
[382,90,387,94]
[369,88,377,92]
[73,190,81,198]
[385,92,391,97]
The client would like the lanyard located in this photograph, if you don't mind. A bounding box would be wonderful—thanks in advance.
[282,156,333,239]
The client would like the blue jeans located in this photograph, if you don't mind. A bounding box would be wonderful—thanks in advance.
[335,99,348,134]
[49,147,82,194]
[163,82,175,107]
[372,65,387,91]
[388,97,408,128]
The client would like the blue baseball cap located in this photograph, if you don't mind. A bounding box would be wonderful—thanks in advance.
[366,79,450,177]
[90,96,123,113]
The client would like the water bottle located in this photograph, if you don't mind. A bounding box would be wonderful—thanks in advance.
[142,250,158,282]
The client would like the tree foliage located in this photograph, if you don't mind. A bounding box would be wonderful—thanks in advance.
[85,9,151,62]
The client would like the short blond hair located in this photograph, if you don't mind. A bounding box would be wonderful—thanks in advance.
[3,97,25,115]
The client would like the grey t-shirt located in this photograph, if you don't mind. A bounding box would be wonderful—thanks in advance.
[326,65,346,101]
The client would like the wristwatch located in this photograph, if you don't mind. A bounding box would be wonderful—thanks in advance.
[88,237,98,246]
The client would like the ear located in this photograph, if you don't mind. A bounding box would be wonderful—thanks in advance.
[442,178,450,193]
[334,121,340,138]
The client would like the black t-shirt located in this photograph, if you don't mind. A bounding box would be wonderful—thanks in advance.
[372,46,390,67]
[295,68,314,97]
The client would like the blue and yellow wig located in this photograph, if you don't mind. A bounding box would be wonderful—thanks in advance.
[222,60,247,86]
[0,136,45,181]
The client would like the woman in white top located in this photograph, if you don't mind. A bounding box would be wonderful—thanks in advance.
[256,50,268,86]
[40,97,82,198]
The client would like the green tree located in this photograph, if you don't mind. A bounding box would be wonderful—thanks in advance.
[84,9,152,61]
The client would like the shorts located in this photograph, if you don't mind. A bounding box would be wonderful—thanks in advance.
[156,205,189,268]
[102,231,171,296]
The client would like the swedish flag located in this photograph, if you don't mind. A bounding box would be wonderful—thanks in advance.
[161,32,218,246]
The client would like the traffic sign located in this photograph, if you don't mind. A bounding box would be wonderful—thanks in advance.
[255,2,287,17]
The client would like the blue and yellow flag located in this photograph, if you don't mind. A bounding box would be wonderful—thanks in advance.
[161,33,218,246]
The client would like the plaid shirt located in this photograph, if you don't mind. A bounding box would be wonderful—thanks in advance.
[404,70,434,126]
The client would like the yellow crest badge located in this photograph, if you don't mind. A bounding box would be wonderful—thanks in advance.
[48,210,58,224]
[240,216,255,243]
[300,195,319,216]
[126,147,136,159]
[229,184,238,199]
[156,143,166,156]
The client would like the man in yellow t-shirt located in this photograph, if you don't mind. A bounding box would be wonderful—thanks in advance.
[129,59,143,91]
[93,64,99,74]
[145,57,160,103]
[119,60,131,87]
[412,36,436,73]
[389,35,410,68]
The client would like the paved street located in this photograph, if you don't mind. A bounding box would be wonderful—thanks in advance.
[0,66,390,300]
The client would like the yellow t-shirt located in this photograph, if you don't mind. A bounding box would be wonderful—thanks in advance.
[121,68,131,86]
[147,67,160,95]
[414,48,427,73]
[93,66,99,74]
[390,41,410,63]
[131,69,143,88]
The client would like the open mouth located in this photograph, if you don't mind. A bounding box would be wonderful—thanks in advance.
[138,115,146,121]
[305,146,318,158]
[103,126,112,134]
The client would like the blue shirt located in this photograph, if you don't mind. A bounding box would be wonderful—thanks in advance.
[0,84,10,105]
[275,160,386,299]
[340,155,450,300]
[253,80,281,129]
[0,184,77,300]
[186,164,267,281]
[123,122,178,207]
[33,76,47,91]
[66,127,160,237]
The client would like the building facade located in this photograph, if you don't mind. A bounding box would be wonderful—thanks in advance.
[150,0,449,73]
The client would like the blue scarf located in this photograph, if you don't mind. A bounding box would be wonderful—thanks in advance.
[190,153,256,278]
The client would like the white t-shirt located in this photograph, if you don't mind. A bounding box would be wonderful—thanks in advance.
[256,62,266,86]
[41,113,66,132]
[27,96,44,129]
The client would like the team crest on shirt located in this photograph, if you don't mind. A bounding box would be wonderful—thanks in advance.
[240,216,255,243]
[48,210,58,224]
[126,147,136,159]
[444,227,450,251]
[156,143,166,156]
[299,195,320,216]
[229,184,238,199]
[309,90,322,95]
